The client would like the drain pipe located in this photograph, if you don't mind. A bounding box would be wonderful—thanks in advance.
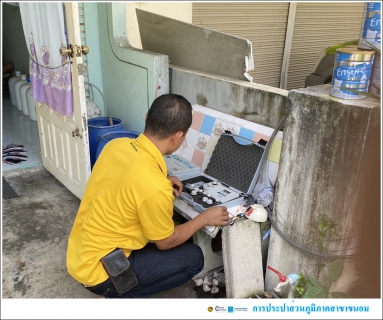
[280,2,297,89]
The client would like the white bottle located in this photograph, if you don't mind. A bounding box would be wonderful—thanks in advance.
[20,78,31,116]
[8,71,21,107]
[14,74,27,112]
[26,87,37,121]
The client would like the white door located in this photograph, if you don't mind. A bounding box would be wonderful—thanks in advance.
[36,2,90,199]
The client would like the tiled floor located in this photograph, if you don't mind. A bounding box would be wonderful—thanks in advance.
[2,97,42,172]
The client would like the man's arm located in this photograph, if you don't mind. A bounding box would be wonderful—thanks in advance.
[154,206,229,250]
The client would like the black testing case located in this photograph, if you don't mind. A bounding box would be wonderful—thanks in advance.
[180,132,266,210]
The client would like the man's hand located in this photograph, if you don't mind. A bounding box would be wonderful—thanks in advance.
[201,206,230,226]
[154,205,229,250]
[167,175,183,197]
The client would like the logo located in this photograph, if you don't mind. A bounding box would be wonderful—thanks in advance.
[215,306,227,313]
[228,306,249,312]
[207,306,213,312]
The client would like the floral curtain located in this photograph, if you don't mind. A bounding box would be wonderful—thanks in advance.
[19,2,73,117]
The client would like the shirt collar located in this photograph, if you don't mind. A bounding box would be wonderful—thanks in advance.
[135,134,167,176]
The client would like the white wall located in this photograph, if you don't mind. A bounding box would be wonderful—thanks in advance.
[126,2,192,48]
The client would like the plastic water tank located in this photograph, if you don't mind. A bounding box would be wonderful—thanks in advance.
[26,87,37,121]
[14,74,27,111]
[8,71,21,107]
[19,78,31,116]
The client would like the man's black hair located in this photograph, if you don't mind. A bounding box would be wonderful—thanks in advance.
[145,94,192,139]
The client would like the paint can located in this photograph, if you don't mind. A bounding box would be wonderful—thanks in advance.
[330,46,375,99]
[358,2,381,50]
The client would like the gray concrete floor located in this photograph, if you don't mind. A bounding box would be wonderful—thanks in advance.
[2,165,225,300]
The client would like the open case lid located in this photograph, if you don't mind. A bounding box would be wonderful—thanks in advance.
[204,132,266,194]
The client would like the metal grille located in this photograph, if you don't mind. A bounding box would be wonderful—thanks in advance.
[192,2,289,88]
[286,2,365,90]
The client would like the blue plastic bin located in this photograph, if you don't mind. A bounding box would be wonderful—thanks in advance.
[88,117,123,168]
[95,130,140,163]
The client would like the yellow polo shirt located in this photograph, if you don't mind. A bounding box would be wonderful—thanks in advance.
[66,134,175,286]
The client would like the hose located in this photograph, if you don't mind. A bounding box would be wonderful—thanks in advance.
[84,81,107,113]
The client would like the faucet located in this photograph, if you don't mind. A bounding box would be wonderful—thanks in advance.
[267,265,299,299]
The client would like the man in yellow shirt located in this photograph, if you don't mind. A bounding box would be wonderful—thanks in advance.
[67,93,229,298]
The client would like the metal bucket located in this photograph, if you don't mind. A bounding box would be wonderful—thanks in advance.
[358,2,381,50]
[330,46,375,99]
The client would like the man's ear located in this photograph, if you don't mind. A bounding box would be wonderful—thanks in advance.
[173,131,184,143]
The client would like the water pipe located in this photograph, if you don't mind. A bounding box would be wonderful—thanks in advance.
[267,265,299,298]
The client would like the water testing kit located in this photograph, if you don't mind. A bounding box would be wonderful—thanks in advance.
[166,132,267,213]
[164,153,201,181]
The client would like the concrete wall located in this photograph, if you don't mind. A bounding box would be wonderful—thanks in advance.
[266,85,381,297]
[170,65,287,129]
[97,3,168,134]
[126,2,192,49]
[2,3,30,76]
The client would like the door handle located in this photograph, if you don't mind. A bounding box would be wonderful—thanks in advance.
[60,44,89,58]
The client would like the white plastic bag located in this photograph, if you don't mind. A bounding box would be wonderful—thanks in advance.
[252,164,274,207]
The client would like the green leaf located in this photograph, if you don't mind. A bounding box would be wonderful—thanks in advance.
[307,275,322,287]
[304,285,328,298]
[318,221,328,232]
[329,259,344,282]
[331,292,353,298]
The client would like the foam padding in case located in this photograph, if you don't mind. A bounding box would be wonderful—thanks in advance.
[205,133,265,193]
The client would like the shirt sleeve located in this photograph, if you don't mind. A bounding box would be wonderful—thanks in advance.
[137,188,175,241]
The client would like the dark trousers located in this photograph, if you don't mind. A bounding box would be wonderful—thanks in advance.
[84,242,204,298]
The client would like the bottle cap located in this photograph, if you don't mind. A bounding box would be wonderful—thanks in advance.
[21,74,27,80]
[15,71,21,76]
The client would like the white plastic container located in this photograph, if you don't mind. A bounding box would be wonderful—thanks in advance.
[19,78,31,116]
[26,87,37,121]
[14,74,27,111]
[8,71,21,107]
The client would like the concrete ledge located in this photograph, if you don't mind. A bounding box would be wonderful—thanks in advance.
[222,219,264,298]
[170,64,287,129]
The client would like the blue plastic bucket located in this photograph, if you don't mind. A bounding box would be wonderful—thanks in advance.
[95,130,140,163]
[88,117,123,168]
